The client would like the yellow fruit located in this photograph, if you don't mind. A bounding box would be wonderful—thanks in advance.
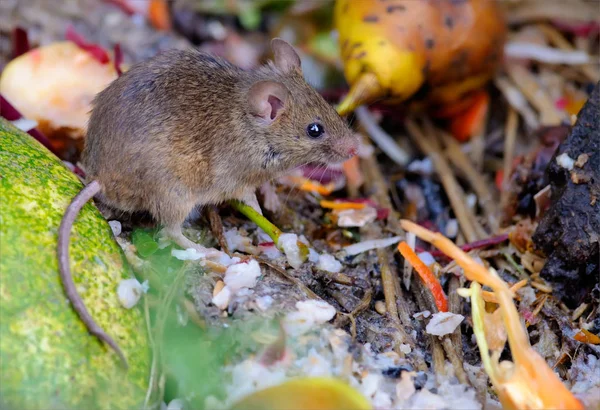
[334,0,507,115]
[229,377,372,410]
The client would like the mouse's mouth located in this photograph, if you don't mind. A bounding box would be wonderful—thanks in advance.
[299,163,344,185]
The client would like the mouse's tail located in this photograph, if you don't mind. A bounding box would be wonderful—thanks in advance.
[57,180,128,369]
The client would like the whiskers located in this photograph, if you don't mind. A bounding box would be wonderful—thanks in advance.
[280,161,319,209]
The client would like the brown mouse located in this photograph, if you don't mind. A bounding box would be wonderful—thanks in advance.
[58,38,359,367]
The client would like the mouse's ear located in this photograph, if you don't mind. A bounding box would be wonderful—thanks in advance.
[271,38,301,74]
[247,80,289,124]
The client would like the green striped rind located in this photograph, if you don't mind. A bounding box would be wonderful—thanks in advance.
[0,119,149,409]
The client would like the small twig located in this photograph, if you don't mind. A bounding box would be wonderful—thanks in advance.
[531,294,550,320]
[355,105,410,166]
[316,269,355,286]
[256,258,320,300]
[334,287,373,341]
[531,281,553,293]
[206,205,229,255]
[571,303,589,322]
[494,77,539,130]
[501,108,519,210]
[538,23,600,83]
[448,276,464,362]
[437,129,500,232]
[358,134,403,232]
[502,251,529,280]
[431,334,447,376]
[378,247,401,326]
[505,0,597,24]
[412,278,447,376]
[441,336,470,385]
[506,64,564,125]
[406,119,479,242]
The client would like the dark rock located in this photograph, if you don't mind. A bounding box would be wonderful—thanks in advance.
[413,371,428,390]
[533,82,600,307]
[382,364,413,378]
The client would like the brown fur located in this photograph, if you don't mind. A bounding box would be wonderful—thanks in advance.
[83,39,358,229]
[60,39,357,364]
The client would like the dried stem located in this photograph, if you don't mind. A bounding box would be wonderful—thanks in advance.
[501,108,519,210]
[441,336,469,385]
[494,77,539,130]
[257,258,320,300]
[538,23,600,83]
[206,205,230,255]
[378,247,401,326]
[506,64,564,125]
[334,288,373,341]
[405,119,480,242]
[448,275,464,362]
[358,135,403,233]
[437,129,500,232]
[355,105,410,166]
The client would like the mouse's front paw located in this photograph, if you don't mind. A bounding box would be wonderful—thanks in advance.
[239,190,263,216]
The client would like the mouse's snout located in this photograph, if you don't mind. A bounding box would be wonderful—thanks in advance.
[332,133,360,162]
[346,132,361,158]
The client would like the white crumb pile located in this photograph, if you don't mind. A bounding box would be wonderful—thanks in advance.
[569,354,600,408]
[112,222,485,410]
[203,326,482,410]
[316,253,342,273]
[277,233,304,269]
[425,312,465,337]
[224,227,256,254]
[117,278,148,309]
[556,152,575,170]
[282,300,337,336]
[212,259,262,310]
[336,206,378,227]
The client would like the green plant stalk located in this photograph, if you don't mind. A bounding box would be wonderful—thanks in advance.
[229,200,309,261]
[229,200,282,242]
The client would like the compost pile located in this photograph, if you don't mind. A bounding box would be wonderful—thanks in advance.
[0,1,599,409]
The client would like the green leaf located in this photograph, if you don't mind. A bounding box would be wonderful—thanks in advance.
[238,4,261,31]
[132,229,159,258]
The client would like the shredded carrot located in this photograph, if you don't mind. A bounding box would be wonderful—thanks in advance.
[286,176,335,195]
[342,155,364,190]
[397,241,448,312]
[320,200,366,210]
[449,90,490,142]
[148,0,171,31]
[574,328,600,345]
[301,181,335,195]
[402,219,584,410]
[482,279,528,304]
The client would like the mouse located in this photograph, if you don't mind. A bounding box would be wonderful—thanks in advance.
[57,38,359,367]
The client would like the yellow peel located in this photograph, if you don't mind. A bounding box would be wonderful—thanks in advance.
[229,377,372,410]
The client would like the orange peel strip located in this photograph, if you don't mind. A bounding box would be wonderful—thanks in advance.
[319,200,366,210]
[481,279,528,304]
[401,219,584,410]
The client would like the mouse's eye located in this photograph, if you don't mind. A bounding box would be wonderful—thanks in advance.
[306,123,325,138]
